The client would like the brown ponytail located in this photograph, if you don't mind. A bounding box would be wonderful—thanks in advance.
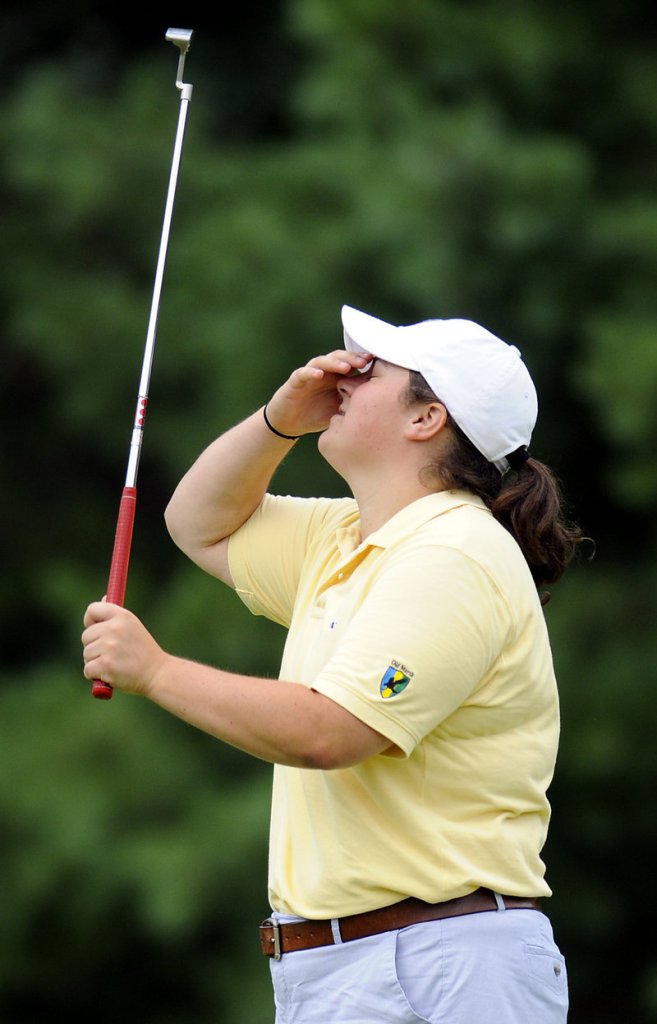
[405,371,586,601]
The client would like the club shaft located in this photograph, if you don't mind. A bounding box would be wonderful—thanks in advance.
[91,65,193,701]
[126,90,192,487]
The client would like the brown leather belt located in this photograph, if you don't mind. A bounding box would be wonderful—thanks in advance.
[259,889,541,958]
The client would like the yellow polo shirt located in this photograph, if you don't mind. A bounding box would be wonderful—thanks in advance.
[228,490,560,918]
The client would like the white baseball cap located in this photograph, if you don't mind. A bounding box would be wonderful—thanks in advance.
[341,305,538,474]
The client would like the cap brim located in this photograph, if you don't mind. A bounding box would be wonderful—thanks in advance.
[341,305,420,372]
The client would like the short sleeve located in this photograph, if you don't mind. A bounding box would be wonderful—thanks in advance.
[312,544,511,755]
[227,494,357,627]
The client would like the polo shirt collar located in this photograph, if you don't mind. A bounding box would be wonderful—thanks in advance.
[336,490,489,557]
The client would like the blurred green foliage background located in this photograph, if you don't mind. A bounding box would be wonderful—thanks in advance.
[1,1,656,1020]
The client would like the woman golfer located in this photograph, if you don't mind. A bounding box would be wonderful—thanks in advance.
[82,304,581,1023]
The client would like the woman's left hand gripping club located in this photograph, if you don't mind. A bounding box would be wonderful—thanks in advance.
[82,602,168,697]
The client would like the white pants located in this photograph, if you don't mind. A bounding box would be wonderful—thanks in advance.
[268,906,568,1023]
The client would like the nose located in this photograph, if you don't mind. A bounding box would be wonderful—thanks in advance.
[337,372,363,396]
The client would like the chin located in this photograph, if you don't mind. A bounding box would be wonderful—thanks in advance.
[317,427,331,458]
[317,427,343,474]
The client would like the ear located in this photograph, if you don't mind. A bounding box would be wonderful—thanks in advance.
[405,402,449,442]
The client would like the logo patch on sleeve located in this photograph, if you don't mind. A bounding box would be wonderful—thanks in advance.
[380,661,413,699]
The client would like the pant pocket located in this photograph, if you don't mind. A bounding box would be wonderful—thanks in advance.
[524,942,568,992]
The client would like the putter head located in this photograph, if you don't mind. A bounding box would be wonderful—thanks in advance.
[166,28,193,53]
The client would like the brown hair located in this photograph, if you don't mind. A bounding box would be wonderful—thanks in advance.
[405,370,587,601]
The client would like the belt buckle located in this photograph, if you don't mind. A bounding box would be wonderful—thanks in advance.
[262,917,282,960]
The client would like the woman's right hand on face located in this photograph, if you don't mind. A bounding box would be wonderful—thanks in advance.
[264,349,372,437]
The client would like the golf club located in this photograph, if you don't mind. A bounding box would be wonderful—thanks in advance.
[91,27,194,700]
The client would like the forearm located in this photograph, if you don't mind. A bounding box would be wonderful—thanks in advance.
[145,655,389,769]
[147,656,320,766]
[82,600,391,769]
[164,406,296,556]
[164,349,371,558]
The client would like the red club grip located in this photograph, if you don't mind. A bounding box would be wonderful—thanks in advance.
[91,486,137,700]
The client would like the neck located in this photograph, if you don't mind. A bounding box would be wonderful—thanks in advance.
[351,477,445,541]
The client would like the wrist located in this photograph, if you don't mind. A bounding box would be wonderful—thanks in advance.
[142,649,175,702]
[262,404,301,441]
